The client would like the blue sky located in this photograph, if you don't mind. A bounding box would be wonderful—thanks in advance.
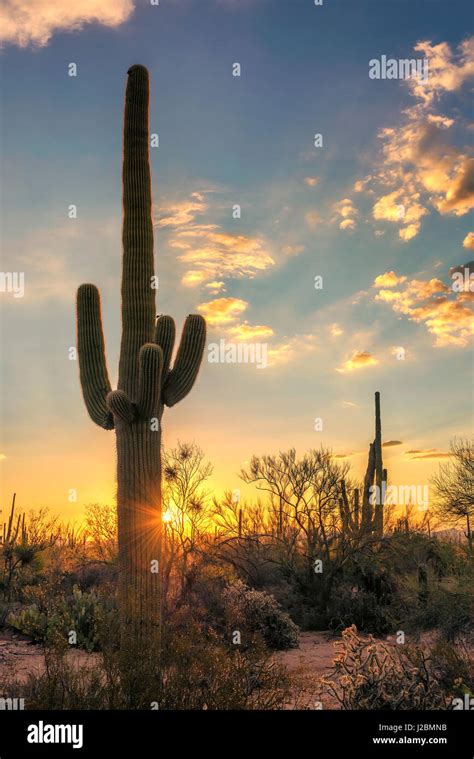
[0,0,473,517]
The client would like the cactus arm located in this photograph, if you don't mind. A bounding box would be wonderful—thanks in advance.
[107,390,136,424]
[118,65,156,398]
[154,315,176,379]
[163,315,206,407]
[136,343,163,419]
[77,284,114,430]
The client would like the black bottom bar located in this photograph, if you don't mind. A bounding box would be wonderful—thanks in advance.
[0,710,471,758]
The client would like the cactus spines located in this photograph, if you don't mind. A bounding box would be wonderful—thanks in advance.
[76,65,206,647]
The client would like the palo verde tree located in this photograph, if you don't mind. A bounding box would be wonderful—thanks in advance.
[76,65,206,648]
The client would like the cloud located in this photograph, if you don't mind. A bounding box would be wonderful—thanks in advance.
[197,297,248,325]
[181,270,213,287]
[409,38,474,104]
[157,192,208,228]
[305,211,321,229]
[282,244,305,256]
[383,440,403,447]
[463,232,474,251]
[204,281,226,295]
[227,323,274,341]
[304,177,320,188]
[332,198,358,231]
[374,270,474,347]
[340,219,356,231]
[404,449,452,459]
[0,0,134,48]
[372,188,427,240]
[448,260,474,290]
[336,351,378,373]
[330,323,344,337]
[354,37,474,240]
[267,334,318,367]
[373,271,407,288]
[157,191,275,287]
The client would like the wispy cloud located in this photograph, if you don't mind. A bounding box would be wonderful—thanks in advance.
[336,350,378,373]
[156,191,275,287]
[404,449,452,459]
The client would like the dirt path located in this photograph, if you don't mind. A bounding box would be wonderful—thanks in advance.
[0,630,93,685]
[277,631,341,709]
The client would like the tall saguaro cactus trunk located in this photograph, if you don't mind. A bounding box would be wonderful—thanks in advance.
[373,391,384,537]
[76,65,206,652]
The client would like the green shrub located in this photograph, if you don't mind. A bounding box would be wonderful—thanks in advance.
[8,586,115,651]
[222,580,299,650]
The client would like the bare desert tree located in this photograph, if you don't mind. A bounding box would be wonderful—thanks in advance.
[162,442,213,603]
[83,503,118,564]
[431,438,474,553]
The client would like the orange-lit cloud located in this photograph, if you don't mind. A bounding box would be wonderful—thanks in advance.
[267,334,318,367]
[205,281,226,294]
[227,323,274,341]
[157,192,208,228]
[409,38,474,104]
[157,192,275,287]
[463,232,474,251]
[374,271,474,347]
[333,198,358,231]
[197,297,248,325]
[383,440,403,447]
[373,271,407,288]
[354,37,474,240]
[0,0,134,48]
[330,323,344,337]
[304,177,319,187]
[336,351,378,373]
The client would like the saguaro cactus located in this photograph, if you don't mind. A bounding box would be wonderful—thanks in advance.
[76,65,206,646]
[360,392,387,537]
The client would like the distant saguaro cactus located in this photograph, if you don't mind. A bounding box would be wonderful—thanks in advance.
[361,391,386,537]
[76,65,206,647]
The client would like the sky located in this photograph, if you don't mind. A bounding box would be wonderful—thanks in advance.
[0,0,473,523]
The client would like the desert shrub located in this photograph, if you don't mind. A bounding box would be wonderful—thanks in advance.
[222,580,299,650]
[322,625,448,710]
[1,619,289,710]
[8,585,115,652]
[431,638,474,702]
[325,585,395,635]
[400,582,474,641]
